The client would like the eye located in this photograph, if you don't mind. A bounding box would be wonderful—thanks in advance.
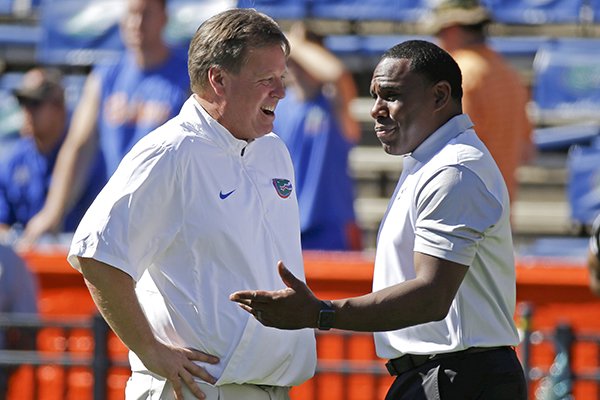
[384,94,400,102]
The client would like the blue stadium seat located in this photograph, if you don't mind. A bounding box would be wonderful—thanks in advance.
[591,0,600,22]
[360,34,433,55]
[310,0,430,22]
[488,36,548,59]
[533,123,600,152]
[482,0,584,24]
[37,0,125,66]
[164,0,234,46]
[531,38,600,125]
[567,142,600,227]
[0,90,21,139]
[0,0,12,14]
[236,0,308,20]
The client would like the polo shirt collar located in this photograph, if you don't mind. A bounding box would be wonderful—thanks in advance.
[182,95,250,155]
[408,114,474,166]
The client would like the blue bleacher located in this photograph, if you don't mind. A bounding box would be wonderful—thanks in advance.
[0,0,12,14]
[0,72,24,143]
[164,0,235,47]
[567,141,600,227]
[309,0,430,22]
[237,0,308,20]
[531,38,600,125]
[482,0,584,24]
[37,0,125,66]
[592,0,600,22]
[0,83,22,161]
[534,123,600,152]
[488,36,549,59]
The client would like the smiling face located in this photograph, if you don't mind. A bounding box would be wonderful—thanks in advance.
[369,57,439,156]
[217,45,287,141]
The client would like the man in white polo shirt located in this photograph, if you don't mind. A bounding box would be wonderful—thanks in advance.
[67,9,316,400]
[231,40,527,399]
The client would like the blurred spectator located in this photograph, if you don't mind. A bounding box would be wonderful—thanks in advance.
[429,0,534,204]
[19,0,190,246]
[588,214,600,296]
[0,68,104,241]
[0,243,38,399]
[274,23,361,250]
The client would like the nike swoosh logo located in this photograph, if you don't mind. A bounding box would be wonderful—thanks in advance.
[219,189,235,200]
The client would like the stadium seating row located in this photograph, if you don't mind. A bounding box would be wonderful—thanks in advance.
[3,0,600,25]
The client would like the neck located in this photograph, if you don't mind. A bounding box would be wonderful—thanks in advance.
[133,43,170,69]
[34,131,63,155]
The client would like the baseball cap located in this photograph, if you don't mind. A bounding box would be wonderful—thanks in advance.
[12,68,64,105]
[426,0,492,34]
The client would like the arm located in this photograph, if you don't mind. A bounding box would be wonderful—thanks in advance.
[19,74,102,246]
[79,257,219,400]
[230,253,468,332]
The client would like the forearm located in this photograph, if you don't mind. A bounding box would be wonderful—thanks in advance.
[79,257,158,355]
[41,74,101,222]
[330,280,447,332]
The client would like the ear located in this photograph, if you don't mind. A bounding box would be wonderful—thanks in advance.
[432,81,452,111]
[207,66,227,96]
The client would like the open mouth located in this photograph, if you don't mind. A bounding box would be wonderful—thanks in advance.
[261,105,275,116]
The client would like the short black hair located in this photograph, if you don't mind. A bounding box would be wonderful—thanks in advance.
[382,40,463,100]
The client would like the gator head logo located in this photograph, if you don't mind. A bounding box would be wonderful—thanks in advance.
[272,178,292,199]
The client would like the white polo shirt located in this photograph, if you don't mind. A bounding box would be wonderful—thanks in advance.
[68,96,316,386]
[373,114,520,359]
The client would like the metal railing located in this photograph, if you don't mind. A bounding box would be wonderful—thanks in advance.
[0,312,128,399]
[1,305,600,400]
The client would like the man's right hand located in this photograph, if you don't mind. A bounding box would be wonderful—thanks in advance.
[138,340,219,400]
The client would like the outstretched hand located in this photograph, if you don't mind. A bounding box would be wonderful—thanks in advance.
[229,261,321,330]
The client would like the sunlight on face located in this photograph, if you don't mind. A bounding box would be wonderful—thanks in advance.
[219,45,288,141]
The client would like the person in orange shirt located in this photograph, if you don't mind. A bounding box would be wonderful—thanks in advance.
[429,0,534,204]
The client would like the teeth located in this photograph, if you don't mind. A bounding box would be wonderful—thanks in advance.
[262,105,275,112]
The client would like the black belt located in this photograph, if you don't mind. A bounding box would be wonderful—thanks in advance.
[385,346,510,376]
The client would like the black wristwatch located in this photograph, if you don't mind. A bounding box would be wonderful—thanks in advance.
[317,300,335,330]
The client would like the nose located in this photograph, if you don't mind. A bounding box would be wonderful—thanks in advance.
[272,78,286,99]
[370,97,387,120]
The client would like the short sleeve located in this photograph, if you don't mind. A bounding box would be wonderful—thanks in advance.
[414,165,503,266]
[590,215,600,259]
[68,141,184,281]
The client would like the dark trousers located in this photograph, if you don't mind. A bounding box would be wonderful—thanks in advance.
[385,347,527,400]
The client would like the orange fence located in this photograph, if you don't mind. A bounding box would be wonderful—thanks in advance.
[6,246,600,399]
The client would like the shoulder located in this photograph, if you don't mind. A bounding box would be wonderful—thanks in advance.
[258,133,290,153]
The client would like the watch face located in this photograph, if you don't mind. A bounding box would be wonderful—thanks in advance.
[318,309,335,330]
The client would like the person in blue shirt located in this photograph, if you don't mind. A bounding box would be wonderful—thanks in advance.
[274,24,362,251]
[0,68,104,239]
[19,0,190,246]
